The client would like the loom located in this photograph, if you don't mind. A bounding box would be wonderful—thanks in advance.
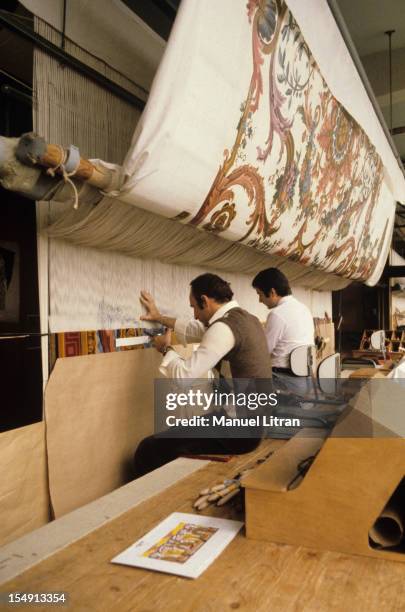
[1,0,405,569]
[1,0,402,292]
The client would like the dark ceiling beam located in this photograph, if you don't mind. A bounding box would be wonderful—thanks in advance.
[121,0,177,41]
[150,0,178,20]
[1,83,32,105]
[383,265,405,278]
[0,10,146,111]
[391,126,405,136]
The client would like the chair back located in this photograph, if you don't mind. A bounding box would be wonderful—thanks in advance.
[317,353,341,395]
[318,353,341,379]
[290,345,316,377]
[370,330,385,351]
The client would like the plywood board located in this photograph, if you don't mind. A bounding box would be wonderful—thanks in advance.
[0,422,49,547]
[243,403,405,562]
[45,349,163,517]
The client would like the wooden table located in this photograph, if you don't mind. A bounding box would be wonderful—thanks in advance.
[2,440,405,612]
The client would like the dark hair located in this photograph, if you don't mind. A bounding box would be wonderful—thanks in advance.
[252,268,291,297]
[190,273,233,308]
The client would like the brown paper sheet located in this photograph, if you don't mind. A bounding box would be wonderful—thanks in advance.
[0,422,50,547]
[45,346,193,518]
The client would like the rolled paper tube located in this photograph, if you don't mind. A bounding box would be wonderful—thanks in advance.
[211,483,227,492]
[218,483,239,497]
[216,488,240,506]
[195,500,209,511]
[199,483,226,496]
[193,494,210,509]
[369,505,404,548]
[208,493,221,502]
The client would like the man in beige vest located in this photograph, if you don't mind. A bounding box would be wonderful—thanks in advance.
[133,273,271,477]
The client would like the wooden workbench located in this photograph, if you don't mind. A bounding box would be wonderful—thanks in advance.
[2,440,405,612]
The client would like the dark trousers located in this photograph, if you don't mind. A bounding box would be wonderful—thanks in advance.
[133,432,261,478]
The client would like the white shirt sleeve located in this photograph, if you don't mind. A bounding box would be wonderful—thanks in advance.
[174,318,206,346]
[264,311,286,356]
[159,321,235,379]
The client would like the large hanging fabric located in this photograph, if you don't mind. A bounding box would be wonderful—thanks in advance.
[32,11,335,337]
[107,0,399,286]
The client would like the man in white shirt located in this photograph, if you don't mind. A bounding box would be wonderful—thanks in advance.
[252,268,315,375]
[252,268,318,438]
[133,273,271,477]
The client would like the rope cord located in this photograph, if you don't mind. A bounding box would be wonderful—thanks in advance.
[46,145,80,209]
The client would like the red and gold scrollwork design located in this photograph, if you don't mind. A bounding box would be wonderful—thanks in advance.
[189,0,386,282]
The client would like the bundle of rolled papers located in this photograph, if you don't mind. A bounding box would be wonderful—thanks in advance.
[193,471,251,511]
[193,451,275,511]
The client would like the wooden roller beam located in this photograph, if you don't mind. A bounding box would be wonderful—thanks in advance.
[40,144,114,191]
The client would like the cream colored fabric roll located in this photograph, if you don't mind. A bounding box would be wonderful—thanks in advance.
[33,6,338,334]
[107,0,398,286]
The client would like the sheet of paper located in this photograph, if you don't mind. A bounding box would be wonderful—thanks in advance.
[111,512,243,578]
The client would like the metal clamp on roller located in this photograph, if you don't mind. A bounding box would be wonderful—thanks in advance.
[64,145,80,175]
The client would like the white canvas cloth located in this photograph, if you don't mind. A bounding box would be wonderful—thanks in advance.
[286,0,404,204]
[103,0,399,286]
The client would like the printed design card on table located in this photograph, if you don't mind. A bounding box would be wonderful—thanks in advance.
[111,512,243,578]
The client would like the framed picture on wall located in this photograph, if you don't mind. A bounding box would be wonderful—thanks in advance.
[0,240,20,323]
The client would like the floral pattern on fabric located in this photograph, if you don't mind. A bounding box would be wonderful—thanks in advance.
[189,0,387,282]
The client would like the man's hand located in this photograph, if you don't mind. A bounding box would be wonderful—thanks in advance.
[140,290,161,322]
[139,291,177,329]
[152,329,172,354]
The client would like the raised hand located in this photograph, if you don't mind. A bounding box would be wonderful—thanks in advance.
[140,290,161,322]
